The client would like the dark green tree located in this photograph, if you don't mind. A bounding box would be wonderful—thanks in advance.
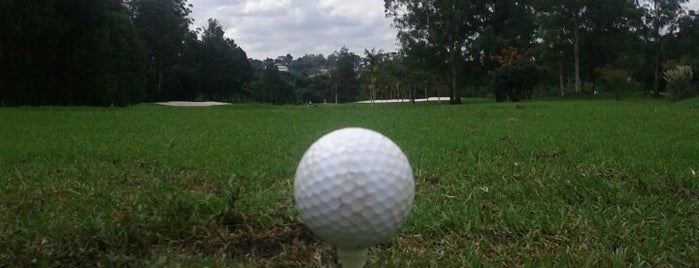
[641,0,688,96]
[130,0,192,100]
[296,74,333,103]
[198,19,253,101]
[0,0,63,105]
[331,47,360,103]
[362,49,384,102]
[0,0,147,106]
[533,0,593,94]
[672,11,699,72]
[474,1,537,71]
[289,54,328,76]
[162,29,200,100]
[61,0,148,106]
[252,63,295,104]
[385,0,480,104]
[492,47,539,102]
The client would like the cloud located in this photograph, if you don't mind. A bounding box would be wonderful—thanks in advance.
[686,0,699,10]
[188,0,398,59]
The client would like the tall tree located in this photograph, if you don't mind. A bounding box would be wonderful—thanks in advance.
[535,7,571,96]
[60,0,148,106]
[0,0,147,106]
[198,19,253,101]
[252,63,295,104]
[474,1,537,71]
[363,48,384,102]
[533,0,593,94]
[0,0,63,105]
[641,0,688,96]
[672,10,699,69]
[474,1,538,101]
[162,29,200,100]
[131,0,192,100]
[331,47,359,103]
[385,0,480,104]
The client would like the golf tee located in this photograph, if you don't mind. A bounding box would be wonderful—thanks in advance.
[337,247,368,268]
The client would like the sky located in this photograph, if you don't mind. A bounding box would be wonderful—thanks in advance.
[188,0,398,60]
[188,0,699,61]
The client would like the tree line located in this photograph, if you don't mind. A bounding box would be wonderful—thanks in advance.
[1,0,698,106]
[384,0,699,103]
[0,0,253,106]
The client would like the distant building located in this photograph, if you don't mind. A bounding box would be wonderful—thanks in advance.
[274,63,289,72]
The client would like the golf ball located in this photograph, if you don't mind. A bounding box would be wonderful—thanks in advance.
[294,127,414,249]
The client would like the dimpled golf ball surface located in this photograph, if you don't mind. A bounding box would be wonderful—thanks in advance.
[294,127,414,249]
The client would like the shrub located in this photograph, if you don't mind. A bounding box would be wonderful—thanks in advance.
[663,65,694,102]
[597,67,630,101]
[492,60,538,102]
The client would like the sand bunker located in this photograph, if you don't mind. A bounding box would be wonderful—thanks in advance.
[356,97,450,104]
[155,101,230,107]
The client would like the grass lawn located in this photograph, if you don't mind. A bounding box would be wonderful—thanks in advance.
[1,98,698,266]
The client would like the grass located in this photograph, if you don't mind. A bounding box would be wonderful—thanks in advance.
[0,99,697,267]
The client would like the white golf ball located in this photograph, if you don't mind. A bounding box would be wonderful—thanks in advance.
[294,127,414,249]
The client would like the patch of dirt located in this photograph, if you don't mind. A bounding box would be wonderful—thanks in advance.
[194,211,334,265]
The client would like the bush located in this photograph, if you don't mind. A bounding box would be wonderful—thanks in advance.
[596,67,630,101]
[492,60,538,102]
[663,65,694,102]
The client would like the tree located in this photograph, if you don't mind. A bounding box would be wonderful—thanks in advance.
[474,1,537,70]
[492,47,538,102]
[198,19,253,101]
[0,0,147,106]
[363,49,384,102]
[252,63,295,104]
[62,0,148,106]
[162,29,200,101]
[296,74,333,103]
[535,10,571,96]
[533,0,592,94]
[385,0,480,104]
[532,0,641,96]
[331,47,359,103]
[289,53,328,76]
[131,0,192,101]
[641,0,688,97]
[0,0,63,105]
[671,10,699,73]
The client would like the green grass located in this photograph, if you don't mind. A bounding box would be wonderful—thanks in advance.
[1,99,697,267]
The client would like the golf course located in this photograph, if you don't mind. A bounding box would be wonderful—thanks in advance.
[1,98,697,266]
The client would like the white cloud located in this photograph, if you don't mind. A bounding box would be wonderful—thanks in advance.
[188,0,398,59]
[242,0,290,14]
[686,0,699,10]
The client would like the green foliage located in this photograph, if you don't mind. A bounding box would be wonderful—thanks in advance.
[331,47,360,103]
[286,53,329,76]
[492,47,539,102]
[385,0,480,104]
[198,19,254,101]
[295,74,333,103]
[641,0,689,96]
[251,64,296,104]
[596,67,630,101]
[0,0,148,106]
[663,65,695,102]
[0,0,257,106]
[0,100,697,266]
[384,0,699,102]
[131,0,193,101]
[3,0,699,105]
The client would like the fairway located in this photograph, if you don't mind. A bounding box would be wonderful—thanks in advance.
[1,99,698,266]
